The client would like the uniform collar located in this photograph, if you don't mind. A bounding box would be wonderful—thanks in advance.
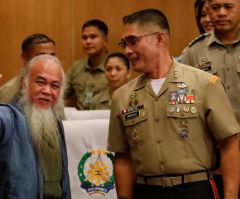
[133,59,185,96]
[84,52,108,72]
[207,31,240,46]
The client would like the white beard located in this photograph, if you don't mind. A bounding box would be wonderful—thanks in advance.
[19,89,60,155]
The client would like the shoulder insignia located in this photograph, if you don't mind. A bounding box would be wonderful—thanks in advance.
[188,32,210,47]
[209,75,220,85]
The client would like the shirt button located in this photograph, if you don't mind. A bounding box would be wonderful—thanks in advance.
[155,118,160,122]
[226,86,230,89]
[226,68,230,71]
[156,139,162,143]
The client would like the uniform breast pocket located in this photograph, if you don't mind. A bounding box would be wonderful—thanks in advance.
[121,109,147,146]
[166,105,201,140]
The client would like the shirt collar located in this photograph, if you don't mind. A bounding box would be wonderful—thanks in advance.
[84,52,108,72]
[133,58,185,91]
[207,31,240,46]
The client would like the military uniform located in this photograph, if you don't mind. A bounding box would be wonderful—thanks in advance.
[64,56,108,110]
[108,60,239,197]
[180,32,240,121]
[91,89,111,110]
[0,75,21,103]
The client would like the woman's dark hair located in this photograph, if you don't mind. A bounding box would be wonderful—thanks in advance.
[105,52,130,70]
[194,0,206,34]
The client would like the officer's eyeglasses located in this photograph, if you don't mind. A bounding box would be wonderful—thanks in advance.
[118,32,159,49]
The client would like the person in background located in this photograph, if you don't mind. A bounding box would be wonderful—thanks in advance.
[108,8,239,199]
[64,19,109,110]
[176,0,213,62]
[91,52,131,110]
[0,54,71,199]
[195,0,214,33]
[180,0,240,197]
[0,33,56,103]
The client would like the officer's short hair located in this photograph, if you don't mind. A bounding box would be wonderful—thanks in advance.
[105,52,130,70]
[123,9,170,34]
[21,33,55,53]
[82,19,108,36]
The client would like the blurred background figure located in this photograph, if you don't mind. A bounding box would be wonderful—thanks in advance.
[194,0,213,33]
[64,19,109,110]
[0,33,56,103]
[91,52,131,110]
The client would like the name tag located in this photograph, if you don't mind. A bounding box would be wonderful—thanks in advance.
[125,111,140,120]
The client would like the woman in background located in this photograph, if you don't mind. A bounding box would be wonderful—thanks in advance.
[194,0,213,33]
[91,52,131,110]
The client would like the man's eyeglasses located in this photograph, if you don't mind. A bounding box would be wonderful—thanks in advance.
[118,32,159,49]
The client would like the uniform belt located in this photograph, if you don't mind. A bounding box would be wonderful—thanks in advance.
[137,171,212,187]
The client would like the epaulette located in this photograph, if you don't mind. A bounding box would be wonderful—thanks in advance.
[188,32,210,47]
[209,75,220,85]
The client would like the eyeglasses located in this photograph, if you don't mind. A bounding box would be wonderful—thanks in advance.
[118,32,159,49]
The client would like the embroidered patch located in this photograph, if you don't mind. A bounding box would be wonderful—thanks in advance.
[209,75,219,85]
[78,149,115,196]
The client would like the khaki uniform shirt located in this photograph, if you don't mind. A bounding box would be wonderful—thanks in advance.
[108,60,240,176]
[91,89,111,110]
[180,32,240,121]
[64,56,108,110]
[0,75,21,103]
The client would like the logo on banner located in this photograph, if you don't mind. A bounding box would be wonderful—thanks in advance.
[78,149,115,196]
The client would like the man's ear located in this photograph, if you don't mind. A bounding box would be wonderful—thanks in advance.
[155,32,166,46]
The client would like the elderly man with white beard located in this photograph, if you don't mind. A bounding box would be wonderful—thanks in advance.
[0,54,71,199]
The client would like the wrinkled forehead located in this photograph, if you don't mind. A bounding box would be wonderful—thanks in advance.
[29,59,62,81]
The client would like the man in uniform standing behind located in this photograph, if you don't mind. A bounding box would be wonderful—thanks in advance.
[180,0,240,196]
[0,33,56,103]
[108,9,239,199]
[180,0,240,122]
[64,19,109,110]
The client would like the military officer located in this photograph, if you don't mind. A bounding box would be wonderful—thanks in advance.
[107,9,240,199]
[64,19,109,110]
[180,0,240,122]
[180,1,240,196]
